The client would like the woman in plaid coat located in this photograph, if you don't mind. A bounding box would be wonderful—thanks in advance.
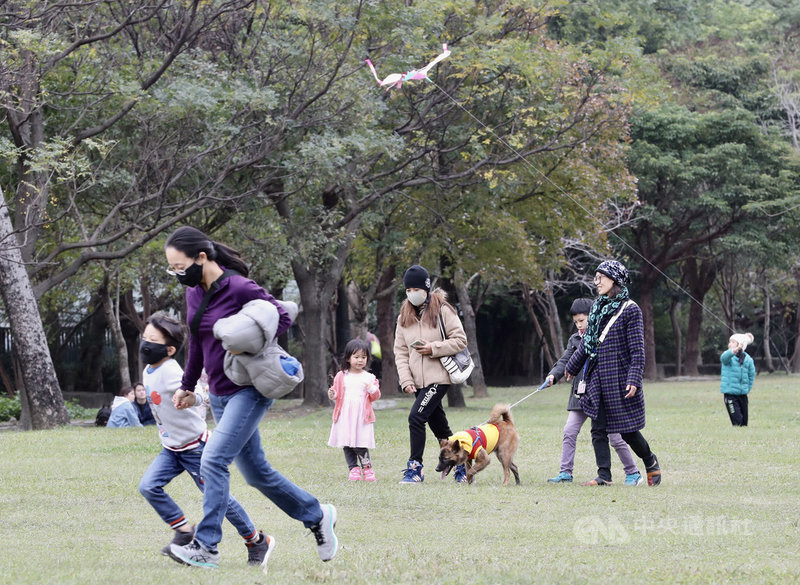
[566,260,661,487]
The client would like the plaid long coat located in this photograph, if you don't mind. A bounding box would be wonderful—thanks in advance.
[565,301,646,434]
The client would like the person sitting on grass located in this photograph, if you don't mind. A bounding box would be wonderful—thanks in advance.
[106,386,143,428]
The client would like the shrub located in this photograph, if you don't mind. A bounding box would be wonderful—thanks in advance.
[65,399,94,420]
[0,396,94,422]
[0,395,22,422]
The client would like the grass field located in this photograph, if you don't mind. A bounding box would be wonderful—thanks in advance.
[1,377,798,585]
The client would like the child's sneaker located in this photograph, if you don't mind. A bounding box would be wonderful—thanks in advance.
[309,504,338,562]
[547,471,573,483]
[246,532,276,573]
[646,454,661,486]
[399,460,424,483]
[624,472,645,486]
[161,526,194,555]
[362,466,376,481]
[348,467,362,481]
[168,539,220,568]
[453,464,468,483]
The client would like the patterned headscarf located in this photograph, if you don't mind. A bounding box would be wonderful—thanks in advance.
[596,260,630,286]
[583,286,630,364]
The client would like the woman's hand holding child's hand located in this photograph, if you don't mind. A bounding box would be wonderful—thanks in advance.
[173,389,196,410]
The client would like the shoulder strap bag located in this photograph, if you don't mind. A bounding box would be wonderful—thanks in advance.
[438,313,475,385]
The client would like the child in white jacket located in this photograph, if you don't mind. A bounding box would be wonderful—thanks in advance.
[137,312,275,570]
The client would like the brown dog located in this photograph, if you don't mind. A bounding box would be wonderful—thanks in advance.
[435,403,520,485]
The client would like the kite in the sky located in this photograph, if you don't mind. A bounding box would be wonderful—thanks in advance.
[365,44,450,91]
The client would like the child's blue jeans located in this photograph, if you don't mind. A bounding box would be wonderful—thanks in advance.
[138,443,257,539]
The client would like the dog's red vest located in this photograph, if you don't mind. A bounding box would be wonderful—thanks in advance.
[450,423,500,459]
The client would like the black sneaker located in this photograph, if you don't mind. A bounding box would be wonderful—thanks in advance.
[161,526,194,556]
[246,532,276,572]
[646,454,661,486]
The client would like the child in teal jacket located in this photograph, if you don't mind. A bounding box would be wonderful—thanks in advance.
[720,333,756,426]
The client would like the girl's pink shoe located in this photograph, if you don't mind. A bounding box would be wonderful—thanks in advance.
[362,467,376,482]
[349,467,363,481]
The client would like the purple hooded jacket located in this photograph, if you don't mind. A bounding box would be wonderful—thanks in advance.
[181,272,292,396]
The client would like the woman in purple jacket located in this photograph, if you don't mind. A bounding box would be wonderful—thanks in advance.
[163,226,338,569]
[566,260,661,487]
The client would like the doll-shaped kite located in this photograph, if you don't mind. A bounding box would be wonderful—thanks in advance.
[365,44,450,91]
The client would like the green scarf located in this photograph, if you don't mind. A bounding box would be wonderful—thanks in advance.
[583,286,630,363]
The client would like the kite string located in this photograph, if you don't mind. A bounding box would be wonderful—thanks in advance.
[427,78,734,334]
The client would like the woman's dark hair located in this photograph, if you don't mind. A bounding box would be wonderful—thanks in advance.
[165,226,249,277]
[147,311,185,350]
[342,338,371,371]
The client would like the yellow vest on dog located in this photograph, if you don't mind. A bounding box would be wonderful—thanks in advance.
[450,423,500,459]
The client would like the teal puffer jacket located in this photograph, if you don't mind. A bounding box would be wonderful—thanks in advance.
[720,349,755,395]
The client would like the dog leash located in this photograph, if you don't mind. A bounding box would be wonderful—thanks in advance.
[507,379,551,411]
[473,379,552,427]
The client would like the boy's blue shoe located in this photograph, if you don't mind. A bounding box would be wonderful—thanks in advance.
[547,471,573,483]
[624,472,645,486]
[453,464,468,483]
[399,460,424,483]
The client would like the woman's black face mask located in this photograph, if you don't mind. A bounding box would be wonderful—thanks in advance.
[140,340,170,365]
[176,262,203,287]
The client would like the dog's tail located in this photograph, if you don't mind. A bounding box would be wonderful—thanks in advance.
[488,403,513,424]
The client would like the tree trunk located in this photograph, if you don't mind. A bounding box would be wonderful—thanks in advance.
[762,283,775,372]
[521,286,555,372]
[669,298,683,377]
[346,280,369,341]
[0,192,68,429]
[292,244,353,407]
[446,384,467,408]
[101,274,132,390]
[791,267,800,373]
[334,280,350,361]
[10,50,48,265]
[454,270,486,398]
[375,265,399,394]
[638,273,658,380]
[295,268,334,406]
[683,257,717,376]
[545,282,565,356]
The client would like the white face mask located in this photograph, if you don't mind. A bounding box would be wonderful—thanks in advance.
[406,290,428,307]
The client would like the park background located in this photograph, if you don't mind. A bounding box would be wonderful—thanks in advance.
[2,0,800,429]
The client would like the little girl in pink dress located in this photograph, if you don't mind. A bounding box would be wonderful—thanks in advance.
[328,339,381,481]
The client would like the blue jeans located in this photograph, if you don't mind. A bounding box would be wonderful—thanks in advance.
[138,444,256,539]
[195,386,323,549]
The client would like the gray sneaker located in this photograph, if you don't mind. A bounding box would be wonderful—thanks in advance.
[168,539,220,569]
[246,532,276,573]
[310,504,338,562]
[160,526,194,556]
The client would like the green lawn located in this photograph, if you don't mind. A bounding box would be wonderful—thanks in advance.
[1,377,798,584]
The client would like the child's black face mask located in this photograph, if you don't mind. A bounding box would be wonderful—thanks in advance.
[140,340,170,365]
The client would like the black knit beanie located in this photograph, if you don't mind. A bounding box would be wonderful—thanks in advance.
[569,298,594,315]
[403,265,431,291]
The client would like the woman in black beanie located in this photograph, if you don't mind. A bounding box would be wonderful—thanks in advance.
[393,265,469,484]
